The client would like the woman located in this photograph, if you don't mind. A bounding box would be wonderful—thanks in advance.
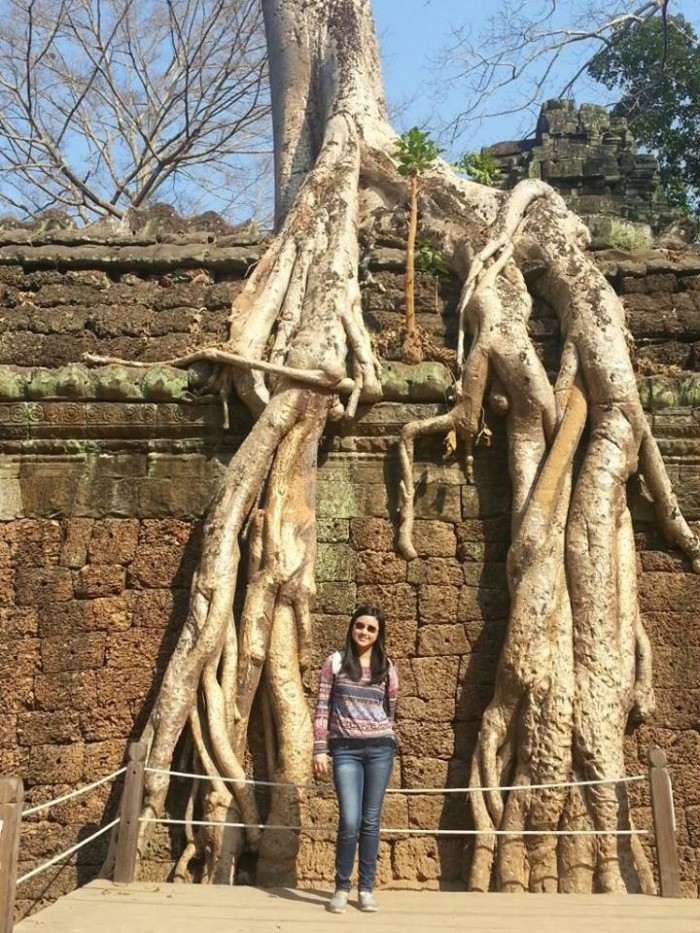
[313,605,399,914]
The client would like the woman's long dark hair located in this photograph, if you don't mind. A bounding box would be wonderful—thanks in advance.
[340,605,389,683]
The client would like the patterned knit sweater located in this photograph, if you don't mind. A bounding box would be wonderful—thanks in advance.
[313,652,399,755]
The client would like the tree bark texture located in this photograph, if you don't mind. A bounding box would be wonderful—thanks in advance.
[118,0,700,892]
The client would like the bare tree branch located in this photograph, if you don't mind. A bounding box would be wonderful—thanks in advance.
[438,0,678,143]
[0,0,271,222]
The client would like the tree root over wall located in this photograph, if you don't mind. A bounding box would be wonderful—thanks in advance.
[92,0,699,893]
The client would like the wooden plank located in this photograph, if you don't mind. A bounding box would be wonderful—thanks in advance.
[114,741,148,884]
[0,776,23,933]
[648,746,682,898]
[13,883,700,933]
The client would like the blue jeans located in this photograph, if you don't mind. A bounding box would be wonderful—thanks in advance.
[331,744,394,893]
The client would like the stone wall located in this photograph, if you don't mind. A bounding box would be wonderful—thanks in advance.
[1,233,700,916]
[484,100,679,247]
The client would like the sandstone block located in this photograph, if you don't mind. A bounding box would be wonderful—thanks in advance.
[129,519,197,587]
[458,585,510,622]
[455,683,494,722]
[9,519,62,566]
[316,479,358,519]
[455,517,511,550]
[83,739,127,777]
[461,484,511,518]
[37,600,87,637]
[315,582,357,616]
[34,670,98,712]
[642,611,700,648]
[394,658,417,695]
[316,518,350,543]
[419,584,459,625]
[687,806,700,847]
[0,606,38,638]
[295,836,335,880]
[40,632,106,673]
[60,518,94,568]
[407,557,463,586]
[462,561,508,589]
[401,757,449,790]
[396,722,454,759]
[350,517,395,551]
[356,483,394,519]
[309,614,349,670]
[652,687,700,731]
[83,595,133,632]
[398,695,455,721]
[412,656,460,699]
[414,484,461,523]
[383,794,409,830]
[44,783,114,826]
[639,572,700,612]
[392,837,441,881]
[458,652,500,686]
[407,795,469,832]
[0,711,16,749]
[355,549,407,585]
[386,619,418,658]
[79,705,136,742]
[417,624,468,656]
[316,543,355,582]
[96,663,164,705]
[0,539,12,608]
[131,588,185,630]
[16,710,81,746]
[104,628,162,669]
[463,618,508,653]
[73,564,126,598]
[15,566,73,605]
[0,634,38,681]
[88,519,139,564]
[456,539,510,563]
[453,722,480,761]
[411,521,457,558]
[357,583,416,620]
[27,742,84,784]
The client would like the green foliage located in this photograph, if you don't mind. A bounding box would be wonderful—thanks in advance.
[607,220,653,252]
[415,239,448,276]
[394,127,443,177]
[453,151,501,186]
[588,14,700,213]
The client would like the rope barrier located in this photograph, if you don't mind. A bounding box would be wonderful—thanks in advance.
[145,766,647,795]
[140,817,649,837]
[16,818,121,886]
[22,767,127,817]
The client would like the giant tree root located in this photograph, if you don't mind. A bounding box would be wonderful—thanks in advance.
[398,183,700,892]
[95,1,700,892]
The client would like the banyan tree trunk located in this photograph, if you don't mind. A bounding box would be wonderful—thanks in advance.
[107,0,700,892]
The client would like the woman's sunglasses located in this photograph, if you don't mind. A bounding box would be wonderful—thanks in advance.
[353,621,378,634]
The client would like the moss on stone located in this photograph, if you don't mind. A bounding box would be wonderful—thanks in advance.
[141,366,189,401]
[27,368,59,399]
[55,364,95,398]
[0,367,28,400]
[93,364,143,400]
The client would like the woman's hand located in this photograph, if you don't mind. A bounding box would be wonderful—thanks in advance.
[313,753,331,780]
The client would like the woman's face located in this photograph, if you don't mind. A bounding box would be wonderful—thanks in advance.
[351,614,380,654]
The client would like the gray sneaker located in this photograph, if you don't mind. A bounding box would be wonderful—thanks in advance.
[358,890,378,912]
[327,890,349,913]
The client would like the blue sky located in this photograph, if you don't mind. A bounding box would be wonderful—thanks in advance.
[371,0,699,158]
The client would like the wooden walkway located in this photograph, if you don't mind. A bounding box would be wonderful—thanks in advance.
[13,880,700,933]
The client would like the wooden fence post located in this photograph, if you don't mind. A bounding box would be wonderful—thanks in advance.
[648,746,681,898]
[114,740,148,884]
[0,776,24,933]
